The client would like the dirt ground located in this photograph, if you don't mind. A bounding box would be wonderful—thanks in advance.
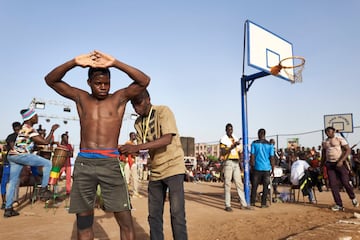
[1,180,360,240]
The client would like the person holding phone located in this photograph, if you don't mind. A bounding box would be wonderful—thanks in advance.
[220,123,251,212]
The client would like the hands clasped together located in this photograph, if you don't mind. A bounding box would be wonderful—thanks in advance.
[75,50,115,68]
[51,124,60,132]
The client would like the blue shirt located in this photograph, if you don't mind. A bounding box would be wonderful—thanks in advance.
[251,139,274,171]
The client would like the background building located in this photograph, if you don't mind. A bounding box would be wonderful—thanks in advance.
[195,142,219,159]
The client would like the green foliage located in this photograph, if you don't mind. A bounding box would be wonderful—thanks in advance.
[207,155,219,162]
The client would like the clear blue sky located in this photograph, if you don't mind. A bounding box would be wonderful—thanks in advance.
[1,1,360,151]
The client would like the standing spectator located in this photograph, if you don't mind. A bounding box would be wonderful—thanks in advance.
[321,126,359,211]
[45,50,150,239]
[119,89,188,240]
[353,149,360,189]
[317,144,330,191]
[5,109,59,218]
[59,133,74,195]
[1,144,8,209]
[139,149,149,181]
[309,151,324,192]
[321,163,330,191]
[270,138,281,195]
[122,132,141,198]
[1,122,21,209]
[219,123,250,212]
[250,128,275,208]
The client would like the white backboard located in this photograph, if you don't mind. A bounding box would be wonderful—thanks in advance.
[246,20,294,82]
[324,113,353,133]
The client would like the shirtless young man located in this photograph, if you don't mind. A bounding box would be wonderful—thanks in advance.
[45,50,150,240]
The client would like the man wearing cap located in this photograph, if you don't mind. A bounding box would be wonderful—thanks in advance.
[321,126,359,211]
[4,108,59,218]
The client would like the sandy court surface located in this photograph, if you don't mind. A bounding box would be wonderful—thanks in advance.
[1,180,360,240]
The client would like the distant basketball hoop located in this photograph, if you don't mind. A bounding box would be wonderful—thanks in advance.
[270,56,305,84]
[324,113,353,133]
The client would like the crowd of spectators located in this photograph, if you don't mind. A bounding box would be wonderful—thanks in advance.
[184,145,360,193]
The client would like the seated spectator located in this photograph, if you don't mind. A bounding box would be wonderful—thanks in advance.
[185,168,195,182]
[195,169,204,182]
[204,169,213,182]
[4,108,60,218]
[290,152,316,204]
[211,170,221,182]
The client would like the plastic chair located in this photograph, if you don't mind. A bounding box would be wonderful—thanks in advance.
[290,185,317,204]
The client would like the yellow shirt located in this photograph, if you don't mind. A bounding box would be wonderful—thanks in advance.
[219,135,242,160]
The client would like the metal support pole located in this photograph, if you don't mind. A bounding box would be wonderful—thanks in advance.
[241,71,270,204]
[241,75,251,204]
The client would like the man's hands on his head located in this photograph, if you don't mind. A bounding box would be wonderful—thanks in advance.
[92,50,115,68]
[74,52,96,67]
[51,124,60,132]
[75,50,115,68]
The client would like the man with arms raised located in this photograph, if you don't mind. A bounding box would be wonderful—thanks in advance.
[45,50,150,240]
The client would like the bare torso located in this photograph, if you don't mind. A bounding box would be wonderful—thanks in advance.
[77,92,125,149]
[44,52,150,151]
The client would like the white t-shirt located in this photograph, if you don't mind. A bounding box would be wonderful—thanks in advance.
[290,160,310,185]
[322,136,348,162]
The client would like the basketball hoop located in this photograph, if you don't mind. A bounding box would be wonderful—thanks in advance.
[270,56,305,83]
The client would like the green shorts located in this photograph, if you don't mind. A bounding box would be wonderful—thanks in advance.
[69,156,131,213]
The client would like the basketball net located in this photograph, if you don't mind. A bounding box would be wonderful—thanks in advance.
[270,56,305,84]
